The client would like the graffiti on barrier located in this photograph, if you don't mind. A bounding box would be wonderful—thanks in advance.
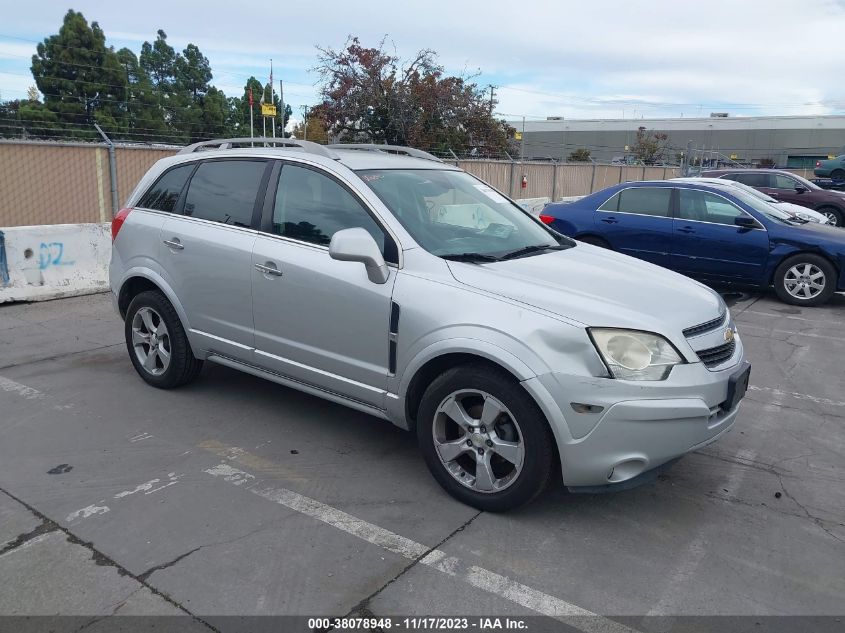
[39,242,75,270]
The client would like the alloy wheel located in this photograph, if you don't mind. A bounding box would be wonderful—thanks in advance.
[432,390,525,494]
[131,307,172,376]
[783,263,826,300]
[822,210,839,226]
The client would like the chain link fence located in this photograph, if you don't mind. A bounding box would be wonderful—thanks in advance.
[0,140,177,227]
[1,139,820,228]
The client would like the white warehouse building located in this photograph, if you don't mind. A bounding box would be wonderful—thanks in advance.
[507,114,845,167]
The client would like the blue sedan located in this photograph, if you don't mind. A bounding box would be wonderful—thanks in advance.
[540,180,845,306]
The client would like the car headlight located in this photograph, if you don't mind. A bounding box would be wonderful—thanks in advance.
[589,328,684,381]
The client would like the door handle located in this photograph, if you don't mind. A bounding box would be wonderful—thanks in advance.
[254,263,283,277]
[677,226,695,234]
[600,216,619,224]
[163,239,184,250]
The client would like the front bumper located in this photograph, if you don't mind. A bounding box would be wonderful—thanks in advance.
[523,344,748,489]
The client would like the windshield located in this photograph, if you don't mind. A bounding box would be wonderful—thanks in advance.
[727,188,795,224]
[358,169,564,259]
[790,173,821,190]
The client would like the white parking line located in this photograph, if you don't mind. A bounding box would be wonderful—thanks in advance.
[748,385,845,408]
[204,461,637,633]
[739,323,845,343]
[0,375,44,400]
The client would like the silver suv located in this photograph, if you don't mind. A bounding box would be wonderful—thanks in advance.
[110,139,750,511]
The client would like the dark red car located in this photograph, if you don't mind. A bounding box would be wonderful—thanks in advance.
[702,169,845,227]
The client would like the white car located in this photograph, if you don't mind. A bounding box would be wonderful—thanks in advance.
[676,178,831,224]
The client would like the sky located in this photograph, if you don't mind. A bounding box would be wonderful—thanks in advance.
[1,0,845,129]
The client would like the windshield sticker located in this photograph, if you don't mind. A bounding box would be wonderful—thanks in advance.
[473,184,509,204]
[360,174,385,182]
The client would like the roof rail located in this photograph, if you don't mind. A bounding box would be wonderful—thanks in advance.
[178,137,339,160]
[327,143,443,163]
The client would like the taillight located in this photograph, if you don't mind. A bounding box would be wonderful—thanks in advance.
[539,214,555,225]
[112,208,132,241]
[816,161,821,168]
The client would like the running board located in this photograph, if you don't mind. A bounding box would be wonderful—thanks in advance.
[206,353,391,421]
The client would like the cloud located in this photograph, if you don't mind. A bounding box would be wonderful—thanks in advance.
[0,0,843,120]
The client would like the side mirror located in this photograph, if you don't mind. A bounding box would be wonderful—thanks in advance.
[734,215,757,228]
[794,185,808,193]
[329,228,390,284]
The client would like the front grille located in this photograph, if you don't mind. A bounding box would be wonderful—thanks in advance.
[697,340,736,368]
[683,312,726,338]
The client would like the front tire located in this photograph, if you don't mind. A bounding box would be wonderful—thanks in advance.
[125,290,203,388]
[817,206,843,227]
[773,254,836,306]
[416,364,555,511]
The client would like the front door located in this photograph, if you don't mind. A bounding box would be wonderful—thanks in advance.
[159,158,270,361]
[252,162,398,408]
[594,186,673,266]
[671,188,770,283]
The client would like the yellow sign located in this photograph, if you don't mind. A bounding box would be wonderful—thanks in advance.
[730,154,738,160]
[261,104,277,117]
[514,131,522,140]
[829,155,836,160]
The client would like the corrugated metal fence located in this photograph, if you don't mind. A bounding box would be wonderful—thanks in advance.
[0,140,820,227]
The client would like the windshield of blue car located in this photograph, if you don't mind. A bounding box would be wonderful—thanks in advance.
[358,169,564,259]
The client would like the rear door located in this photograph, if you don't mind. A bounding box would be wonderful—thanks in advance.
[159,158,271,361]
[671,188,769,283]
[594,186,673,266]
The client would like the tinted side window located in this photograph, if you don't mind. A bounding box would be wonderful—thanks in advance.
[138,164,195,212]
[616,187,672,217]
[273,164,389,257]
[733,173,769,188]
[183,160,266,226]
[598,192,620,211]
[678,189,745,226]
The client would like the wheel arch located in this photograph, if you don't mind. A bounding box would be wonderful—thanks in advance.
[116,268,190,331]
[768,249,840,287]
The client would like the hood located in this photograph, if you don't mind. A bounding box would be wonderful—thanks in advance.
[446,244,724,337]
[772,219,845,249]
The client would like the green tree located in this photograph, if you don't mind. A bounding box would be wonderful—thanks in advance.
[235,76,291,138]
[116,47,168,141]
[30,9,128,138]
[568,148,591,162]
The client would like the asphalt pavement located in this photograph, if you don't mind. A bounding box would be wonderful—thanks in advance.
[0,291,843,633]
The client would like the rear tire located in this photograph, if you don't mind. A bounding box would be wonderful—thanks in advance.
[831,169,845,181]
[817,206,843,227]
[416,363,556,512]
[125,290,203,388]
[773,254,836,307]
[578,235,611,249]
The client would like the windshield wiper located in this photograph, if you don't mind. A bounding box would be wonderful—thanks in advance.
[441,252,502,263]
[500,244,565,260]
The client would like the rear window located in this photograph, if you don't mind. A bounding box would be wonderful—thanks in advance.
[137,164,195,212]
[183,160,267,227]
[600,187,672,217]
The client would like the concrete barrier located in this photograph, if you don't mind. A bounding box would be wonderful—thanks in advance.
[0,223,111,303]
[515,197,551,216]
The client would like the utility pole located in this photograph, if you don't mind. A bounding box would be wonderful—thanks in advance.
[520,116,525,161]
[270,59,275,138]
[301,105,309,141]
[487,85,496,116]
[279,80,285,138]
